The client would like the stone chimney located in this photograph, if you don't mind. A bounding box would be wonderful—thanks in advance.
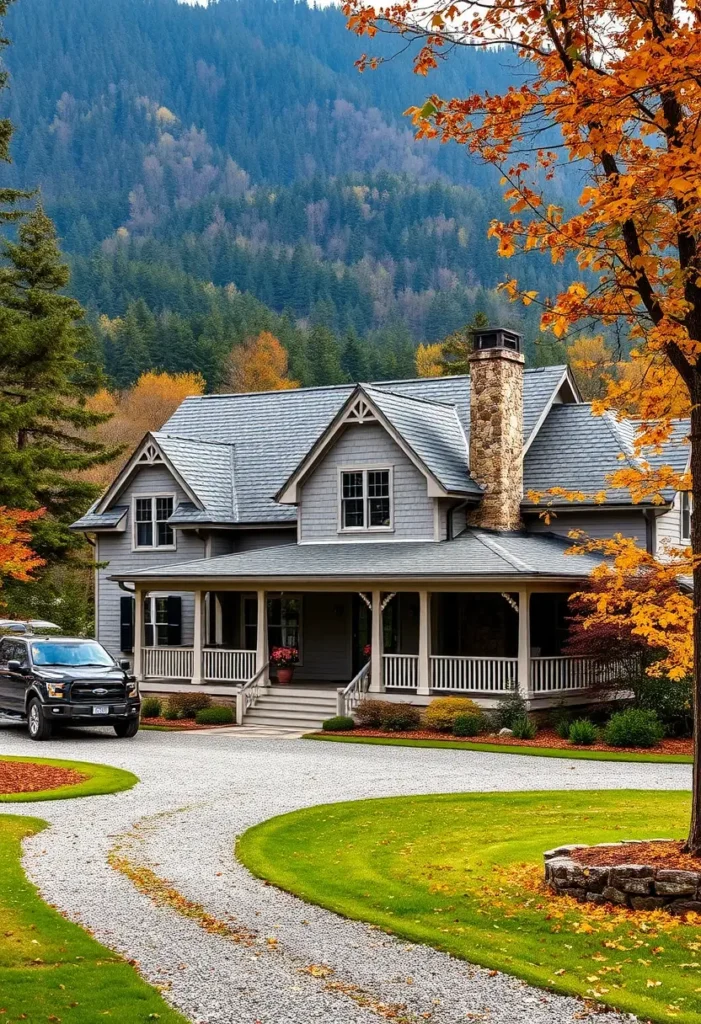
[467,327,524,531]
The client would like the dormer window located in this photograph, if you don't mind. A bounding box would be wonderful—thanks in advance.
[339,468,393,532]
[133,495,175,550]
[681,491,692,543]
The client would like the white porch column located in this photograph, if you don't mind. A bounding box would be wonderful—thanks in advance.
[133,586,143,682]
[369,589,384,693]
[417,590,431,695]
[517,589,530,697]
[191,590,205,685]
[256,589,269,685]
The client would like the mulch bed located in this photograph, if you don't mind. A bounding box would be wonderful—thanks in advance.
[141,716,233,730]
[0,759,87,794]
[573,840,697,871]
[324,727,693,756]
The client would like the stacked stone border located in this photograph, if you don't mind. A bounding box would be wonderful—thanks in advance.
[544,841,701,914]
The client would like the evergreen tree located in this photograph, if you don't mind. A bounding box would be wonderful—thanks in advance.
[0,204,117,560]
[306,324,346,387]
[341,327,369,382]
[439,310,490,376]
[0,0,31,220]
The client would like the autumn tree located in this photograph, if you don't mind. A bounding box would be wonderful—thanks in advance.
[0,507,44,599]
[344,0,701,851]
[439,311,489,375]
[567,336,614,401]
[222,332,299,393]
[415,342,443,378]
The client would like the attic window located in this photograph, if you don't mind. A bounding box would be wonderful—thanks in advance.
[133,496,175,549]
[339,469,392,532]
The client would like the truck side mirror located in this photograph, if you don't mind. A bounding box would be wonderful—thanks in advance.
[7,660,27,675]
[119,659,131,670]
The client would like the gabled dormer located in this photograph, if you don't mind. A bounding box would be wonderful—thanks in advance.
[276,384,481,543]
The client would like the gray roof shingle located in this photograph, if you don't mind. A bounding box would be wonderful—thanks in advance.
[112,528,603,582]
[523,406,690,506]
[71,505,128,530]
[153,433,237,522]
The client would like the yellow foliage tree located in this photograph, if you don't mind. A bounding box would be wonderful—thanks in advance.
[567,336,614,401]
[415,342,444,378]
[223,332,299,393]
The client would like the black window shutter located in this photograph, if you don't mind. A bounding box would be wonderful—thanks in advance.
[120,596,135,653]
[167,596,182,646]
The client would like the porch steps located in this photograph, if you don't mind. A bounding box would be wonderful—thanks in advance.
[244,685,339,730]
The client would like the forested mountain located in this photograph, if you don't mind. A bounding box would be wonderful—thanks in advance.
[2,0,576,387]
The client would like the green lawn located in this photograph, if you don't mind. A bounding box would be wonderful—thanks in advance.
[0,814,187,1023]
[306,733,694,763]
[0,754,138,802]
[238,790,701,1024]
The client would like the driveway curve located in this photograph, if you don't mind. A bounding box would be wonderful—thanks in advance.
[0,725,690,1024]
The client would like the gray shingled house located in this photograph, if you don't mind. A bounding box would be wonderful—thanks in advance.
[71,327,690,728]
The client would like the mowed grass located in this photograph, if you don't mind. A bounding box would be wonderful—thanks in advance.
[0,814,187,1023]
[0,754,138,802]
[238,790,701,1024]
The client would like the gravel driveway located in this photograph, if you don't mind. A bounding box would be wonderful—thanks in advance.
[0,724,691,1024]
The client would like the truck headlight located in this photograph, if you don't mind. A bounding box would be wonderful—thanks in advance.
[46,683,65,698]
[127,678,139,697]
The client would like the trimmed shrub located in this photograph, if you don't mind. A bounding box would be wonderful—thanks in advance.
[355,699,397,728]
[140,697,161,719]
[167,692,212,719]
[379,703,422,732]
[322,716,355,732]
[568,718,597,745]
[162,702,180,721]
[423,696,481,732]
[511,716,537,739]
[631,676,693,738]
[555,718,572,740]
[452,713,484,737]
[491,690,528,731]
[195,705,234,725]
[603,708,665,748]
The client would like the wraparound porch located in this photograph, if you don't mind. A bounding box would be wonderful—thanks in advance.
[128,583,612,717]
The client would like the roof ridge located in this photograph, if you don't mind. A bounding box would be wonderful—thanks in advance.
[155,432,236,449]
[468,529,535,573]
[363,383,458,411]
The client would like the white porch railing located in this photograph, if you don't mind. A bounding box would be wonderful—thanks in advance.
[529,656,632,693]
[431,655,518,693]
[203,648,256,683]
[383,653,418,689]
[236,662,269,725]
[143,646,194,680]
[143,647,255,683]
[337,661,371,717]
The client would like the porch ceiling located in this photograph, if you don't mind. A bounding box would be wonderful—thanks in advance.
[110,529,604,585]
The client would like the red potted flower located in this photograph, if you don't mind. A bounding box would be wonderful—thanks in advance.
[270,645,299,684]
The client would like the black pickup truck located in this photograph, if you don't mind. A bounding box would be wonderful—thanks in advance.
[0,635,141,740]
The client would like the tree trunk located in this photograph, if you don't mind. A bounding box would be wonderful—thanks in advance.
[687,387,701,854]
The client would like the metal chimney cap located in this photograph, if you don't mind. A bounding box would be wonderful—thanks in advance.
[471,326,523,354]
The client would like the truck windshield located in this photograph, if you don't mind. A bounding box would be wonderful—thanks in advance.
[30,642,115,667]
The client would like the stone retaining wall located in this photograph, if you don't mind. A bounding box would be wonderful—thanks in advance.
[544,842,701,914]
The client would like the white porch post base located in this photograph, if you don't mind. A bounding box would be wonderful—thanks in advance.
[517,589,530,698]
[133,586,143,682]
[191,590,204,685]
[417,589,431,695]
[368,589,384,693]
[256,589,269,685]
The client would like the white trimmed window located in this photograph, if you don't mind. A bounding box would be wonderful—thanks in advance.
[339,468,392,531]
[681,491,692,543]
[133,496,175,549]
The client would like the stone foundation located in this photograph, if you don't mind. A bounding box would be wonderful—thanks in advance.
[544,842,701,914]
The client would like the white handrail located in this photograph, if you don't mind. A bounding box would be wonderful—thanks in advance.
[430,655,517,693]
[203,648,256,683]
[383,653,419,689]
[236,662,269,725]
[337,661,371,717]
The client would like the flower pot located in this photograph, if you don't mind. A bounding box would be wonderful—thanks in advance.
[276,666,294,684]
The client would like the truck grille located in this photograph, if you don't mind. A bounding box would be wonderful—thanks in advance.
[70,682,127,703]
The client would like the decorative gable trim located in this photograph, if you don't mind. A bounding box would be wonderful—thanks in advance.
[275,385,451,505]
[95,433,203,514]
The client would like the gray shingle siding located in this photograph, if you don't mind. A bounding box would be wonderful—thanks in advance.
[526,510,648,547]
[656,498,682,552]
[299,423,435,542]
[98,465,206,657]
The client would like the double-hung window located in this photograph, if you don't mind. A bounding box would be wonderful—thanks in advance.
[340,468,392,531]
[681,491,692,543]
[134,496,175,549]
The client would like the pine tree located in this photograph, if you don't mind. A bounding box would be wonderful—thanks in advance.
[341,327,368,382]
[306,324,346,387]
[439,310,490,376]
[0,0,32,220]
[0,204,117,560]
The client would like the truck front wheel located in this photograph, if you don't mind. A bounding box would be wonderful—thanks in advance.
[114,718,139,738]
[27,699,53,741]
